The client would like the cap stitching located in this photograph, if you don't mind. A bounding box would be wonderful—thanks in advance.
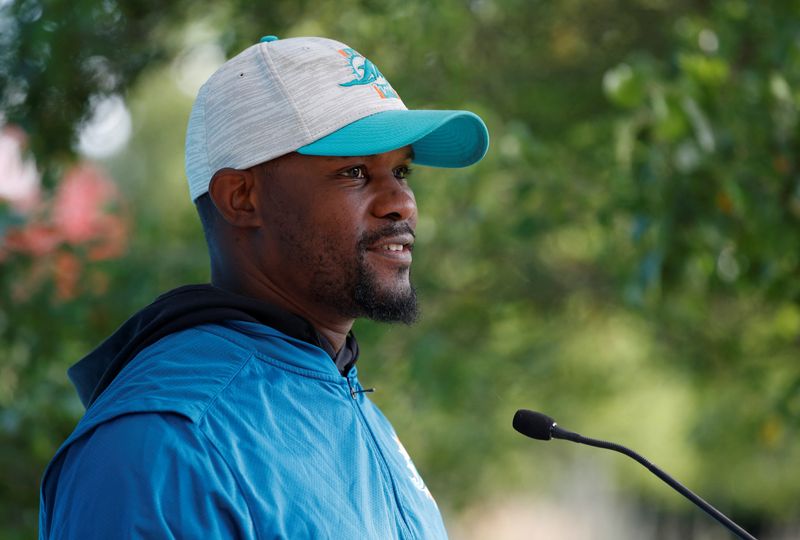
[257,43,313,142]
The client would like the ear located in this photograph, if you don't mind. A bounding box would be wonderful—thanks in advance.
[208,168,262,228]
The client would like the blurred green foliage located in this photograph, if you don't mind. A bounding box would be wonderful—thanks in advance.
[2,0,800,538]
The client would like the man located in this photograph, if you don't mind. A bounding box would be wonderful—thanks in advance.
[39,35,488,538]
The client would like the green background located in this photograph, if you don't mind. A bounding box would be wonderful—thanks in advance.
[1,0,799,538]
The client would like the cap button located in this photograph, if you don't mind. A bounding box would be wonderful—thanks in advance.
[260,35,279,43]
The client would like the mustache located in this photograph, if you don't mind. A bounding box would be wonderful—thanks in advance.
[357,223,416,251]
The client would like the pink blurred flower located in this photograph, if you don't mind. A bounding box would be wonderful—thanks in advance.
[4,162,127,260]
[3,223,60,257]
[87,214,128,261]
[53,164,121,245]
[1,152,129,302]
[0,125,41,213]
[54,251,81,301]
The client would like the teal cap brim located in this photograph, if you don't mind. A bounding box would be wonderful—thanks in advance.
[296,109,489,168]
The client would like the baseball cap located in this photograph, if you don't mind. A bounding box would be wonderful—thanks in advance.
[185,35,489,201]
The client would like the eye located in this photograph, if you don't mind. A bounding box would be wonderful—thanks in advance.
[339,166,367,179]
[394,165,413,180]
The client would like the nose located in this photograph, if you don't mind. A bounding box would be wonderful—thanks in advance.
[371,176,417,223]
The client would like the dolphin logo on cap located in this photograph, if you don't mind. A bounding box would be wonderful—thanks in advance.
[337,48,398,99]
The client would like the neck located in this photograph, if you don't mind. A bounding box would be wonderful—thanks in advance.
[211,269,353,353]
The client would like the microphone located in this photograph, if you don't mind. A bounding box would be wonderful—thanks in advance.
[512,409,757,540]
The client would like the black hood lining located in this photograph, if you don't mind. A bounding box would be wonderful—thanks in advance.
[68,284,359,408]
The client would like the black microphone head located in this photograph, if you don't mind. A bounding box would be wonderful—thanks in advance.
[513,409,556,441]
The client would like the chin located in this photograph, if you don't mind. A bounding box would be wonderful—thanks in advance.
[353,278,418,325]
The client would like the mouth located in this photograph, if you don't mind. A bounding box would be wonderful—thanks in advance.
[366,234,414,263]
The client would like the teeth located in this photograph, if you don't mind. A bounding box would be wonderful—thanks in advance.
[384,244,404,251]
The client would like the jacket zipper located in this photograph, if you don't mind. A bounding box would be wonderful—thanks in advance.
[346,378,415,539]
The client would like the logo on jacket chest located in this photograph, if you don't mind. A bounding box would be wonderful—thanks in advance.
[393,433,436,504]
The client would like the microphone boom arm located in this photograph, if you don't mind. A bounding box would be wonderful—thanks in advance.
[550,424,757,540]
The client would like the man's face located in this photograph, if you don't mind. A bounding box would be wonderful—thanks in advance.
[251,146,418,324]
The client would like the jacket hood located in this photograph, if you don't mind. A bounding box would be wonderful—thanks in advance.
[68,284,357,408]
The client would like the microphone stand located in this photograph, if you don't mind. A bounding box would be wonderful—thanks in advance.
[551,425,757,540]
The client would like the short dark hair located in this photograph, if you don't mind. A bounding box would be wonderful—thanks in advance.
[195,192,218,244]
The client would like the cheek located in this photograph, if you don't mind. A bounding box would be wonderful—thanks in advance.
[319,216,363,254]
[284,207,363,260]
[263,182,369,250]
[257,191,314,258]
[312,193,368,242]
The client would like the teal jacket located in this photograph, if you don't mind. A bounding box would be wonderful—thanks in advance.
[39,320,447,539]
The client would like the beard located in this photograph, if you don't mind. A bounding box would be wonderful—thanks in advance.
[351,250,419,324]
[308,224,419,325]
